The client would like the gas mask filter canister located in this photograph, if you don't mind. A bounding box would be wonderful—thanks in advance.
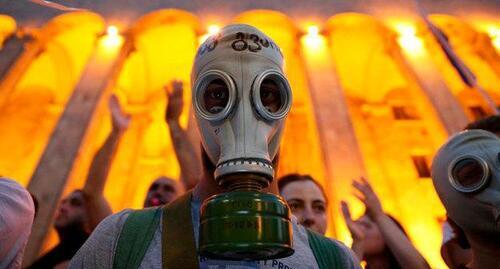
[192,24,294,260]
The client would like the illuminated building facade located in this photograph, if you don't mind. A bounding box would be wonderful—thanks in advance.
[0,1,499,267]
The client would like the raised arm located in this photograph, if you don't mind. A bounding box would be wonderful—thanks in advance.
[165,80,201,190]
[82,94,130,231]
[341,200,366,260]
[353,177,430,269]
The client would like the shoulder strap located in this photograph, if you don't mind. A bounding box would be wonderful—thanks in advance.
[113,207,162,269]
[307,229,342,269]
[162,190,199,269]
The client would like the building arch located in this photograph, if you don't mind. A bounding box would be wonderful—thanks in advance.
[0,11,105,186]
[67,9,203,212]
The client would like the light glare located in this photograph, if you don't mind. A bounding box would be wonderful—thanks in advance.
[101,25,123,49]
[208,25,220,35]
[308,25,319,36]
[394,23,424,55]
[486,25,500,50]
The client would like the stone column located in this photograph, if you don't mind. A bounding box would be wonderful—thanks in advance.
[300,34,367,240]
[23,36,132,264]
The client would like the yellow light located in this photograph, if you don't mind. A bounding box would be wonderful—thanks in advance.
[394,23,425,55]
[485,25,500,50]
[208,24,220,35]
[308,25,320,36]
[303,25,324,50]
[199,24,221,45]
[100,25,123,49]
[107,25,119,36]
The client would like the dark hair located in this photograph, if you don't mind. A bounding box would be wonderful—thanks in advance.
[366,214,407,269]
[464,115,500,133]
[277,174,328,204]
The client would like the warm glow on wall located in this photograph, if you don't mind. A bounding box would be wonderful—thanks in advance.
[394,23,425,55]
[326,14,448,268]
[82,14,200,212]
[100,25,123,49]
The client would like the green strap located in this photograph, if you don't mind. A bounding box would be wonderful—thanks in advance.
[116,193,340,269]
[113,207,162,269]
[162,191,199,269]
[307,229,342,269]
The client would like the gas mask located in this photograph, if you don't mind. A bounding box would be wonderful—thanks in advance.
[192,24,293,260]
[431,130,500,245]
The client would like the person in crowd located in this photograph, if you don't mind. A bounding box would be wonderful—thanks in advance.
[342,177,430,269]
[69,24,360,269]
[0,177,35,269]
[26,190,89,269]
[142,176,184,208]
[431,130,500,269]
[142,80,200,207]
[164,80,201,191]
[278,173,328,235]
[28,80,199,267]
[440,217,472,269]
[26,94,129,268]
[440,115,500,268]
[464,115,500,136]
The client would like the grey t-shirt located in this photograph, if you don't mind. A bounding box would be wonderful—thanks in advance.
[69,199,359,269]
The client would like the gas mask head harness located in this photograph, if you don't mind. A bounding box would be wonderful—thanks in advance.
[432,130,500,243]
[192,24,293,260]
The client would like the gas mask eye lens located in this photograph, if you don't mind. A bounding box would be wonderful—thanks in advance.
[260,78,282,113]
[450,156,490,193]
[453,159,483,188]
[252,70,292,121]
[204,79,229,114]
[194,70,236,122]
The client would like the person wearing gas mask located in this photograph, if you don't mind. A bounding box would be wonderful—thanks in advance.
[69,24,360,269]
[431,129,500,269]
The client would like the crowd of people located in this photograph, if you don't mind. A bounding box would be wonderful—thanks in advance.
[0,24,499,269]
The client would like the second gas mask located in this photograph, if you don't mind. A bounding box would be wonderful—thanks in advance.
[192,24,293,260]
[432,130,500,245]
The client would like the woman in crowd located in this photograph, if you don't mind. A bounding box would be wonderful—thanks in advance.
[342,177,430,269]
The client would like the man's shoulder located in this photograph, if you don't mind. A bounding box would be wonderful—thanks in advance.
[98,209,135,232]
[68,209,136,269]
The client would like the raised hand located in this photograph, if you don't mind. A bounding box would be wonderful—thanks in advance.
[165,80,184,123]
[341,201,365,259]
[352,177,383,220]
[341,201,365,241]
[109,94,131,132]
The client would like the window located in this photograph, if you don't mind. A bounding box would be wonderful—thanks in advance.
[392,106,419,120]
[411,156,431,178]
[469,106,488,120]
